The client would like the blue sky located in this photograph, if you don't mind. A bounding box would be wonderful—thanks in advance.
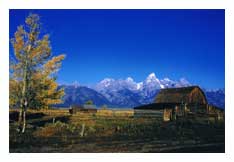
[9,9,225,89]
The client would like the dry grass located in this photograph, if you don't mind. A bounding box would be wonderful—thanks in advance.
[33,125,58,137]
[97,109,134,117]
[9,108,225,153]
[97,109,114,116]
[113,109,134,117]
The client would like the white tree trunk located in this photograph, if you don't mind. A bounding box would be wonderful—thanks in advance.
[21,110,26,133]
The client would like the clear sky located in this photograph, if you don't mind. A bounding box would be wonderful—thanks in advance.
[9,9,225,89]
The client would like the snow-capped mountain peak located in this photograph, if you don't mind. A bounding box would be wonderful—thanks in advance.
[175,78,191,87]
[100,78,114,83]
[136,82,143,90]
[179,78,190,84]
[146,72,157,81]
[95,72,192,96]
[144,72,164,89]
[126,77,134,82]
[148,72,156,78]
[98,78,115,88]
[162,77,171,82]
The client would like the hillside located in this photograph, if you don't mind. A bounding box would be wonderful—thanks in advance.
[57,85,111,107]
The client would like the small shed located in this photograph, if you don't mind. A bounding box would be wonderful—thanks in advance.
[69,105,83,114]
[69,104,97,114]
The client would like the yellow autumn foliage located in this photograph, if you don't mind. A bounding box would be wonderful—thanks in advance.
[10,13,65,109]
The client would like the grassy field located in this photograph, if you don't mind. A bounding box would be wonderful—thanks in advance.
[9,109,225,153]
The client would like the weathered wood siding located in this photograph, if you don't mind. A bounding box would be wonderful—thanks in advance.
[134,109,163,118]
[189,87,207,104]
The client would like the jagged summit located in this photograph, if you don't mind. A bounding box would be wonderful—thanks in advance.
[147,72,156,78]
[95,72,191,92]
[126,77,134,82]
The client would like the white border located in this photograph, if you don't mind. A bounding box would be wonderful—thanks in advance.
[1,0,234,162]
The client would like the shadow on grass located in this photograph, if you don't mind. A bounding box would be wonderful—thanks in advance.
[10,111,46,122]
[10,111,69,128]
[29,116,70,127]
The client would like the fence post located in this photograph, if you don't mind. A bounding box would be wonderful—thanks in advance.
[80,123,85,137]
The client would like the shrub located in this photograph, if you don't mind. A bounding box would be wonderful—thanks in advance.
[101,105,108,110]
[85,100,93,105]
[33,121,78,138]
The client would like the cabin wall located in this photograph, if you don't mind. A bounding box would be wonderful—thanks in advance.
[187,104,207,113]
[207,105,224,121]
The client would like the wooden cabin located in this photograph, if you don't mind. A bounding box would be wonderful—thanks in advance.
[134,86,224,122]
[69,104,97,114]
[69,105,83,114]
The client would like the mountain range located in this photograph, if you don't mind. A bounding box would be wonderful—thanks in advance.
[58,73,225,109]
